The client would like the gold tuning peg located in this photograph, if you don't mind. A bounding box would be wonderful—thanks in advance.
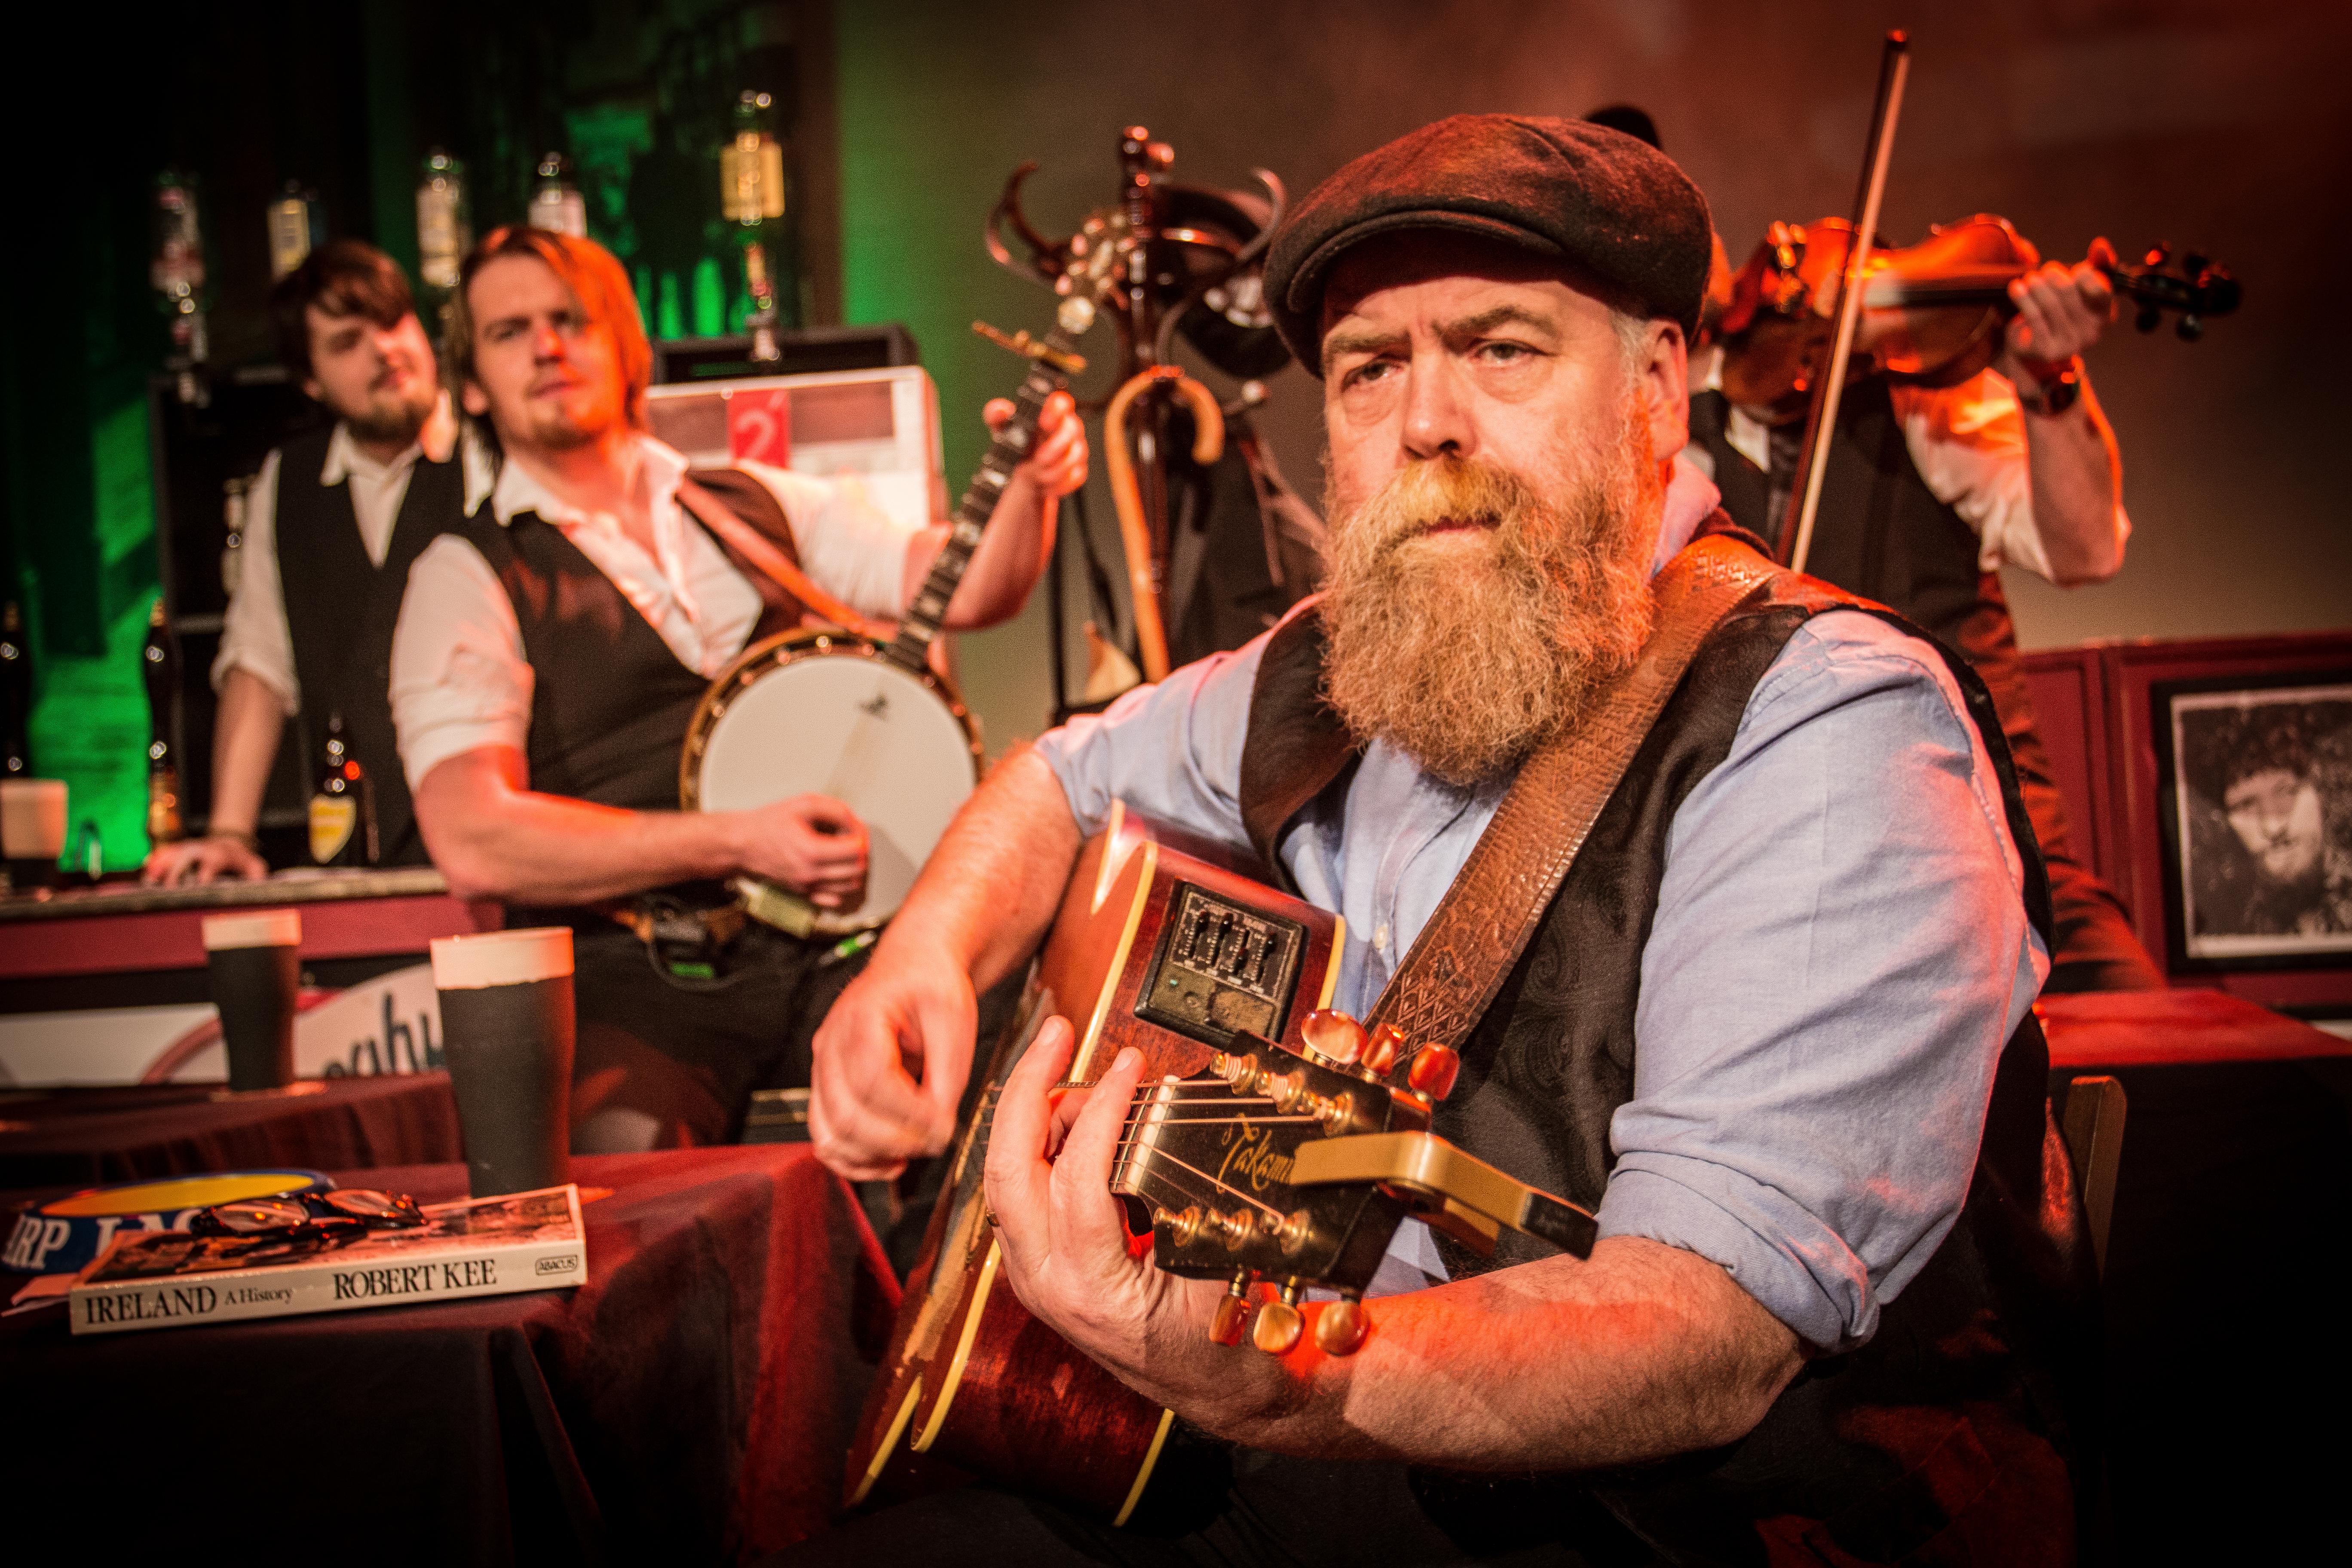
[1300,1008,1366,1066]
[1210,1269,1253,1347]
[1253,1279,1306,1355]
[1361,1023,1406,1078]
[1407,1042,1461,1103]
[1314,1292,1369,1357]
[971,320,1086,376]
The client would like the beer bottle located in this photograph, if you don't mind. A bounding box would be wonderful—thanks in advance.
[143,600,182,846]
[309,711,376,867]
[0,601,29,779]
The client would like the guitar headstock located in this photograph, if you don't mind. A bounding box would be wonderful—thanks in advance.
[2108,242,2241,343]
[1109,1010,1468,1357]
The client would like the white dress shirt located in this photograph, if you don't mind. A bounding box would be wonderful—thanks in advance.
[211,395,459,713]
[390,433,919,792]
[1698,356,2132,581]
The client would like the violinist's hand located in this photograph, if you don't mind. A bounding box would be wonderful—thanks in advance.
[1999,237,2118,380]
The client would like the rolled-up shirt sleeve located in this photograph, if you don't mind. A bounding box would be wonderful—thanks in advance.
[1596,612,2047,1352]
[1891,371,2132,580]
[1030,633,1269,844]
[736,460,921,623]
[388,535,536,792]
[211,449,301,715]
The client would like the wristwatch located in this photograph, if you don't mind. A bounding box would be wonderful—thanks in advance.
[2012,355,2082,416]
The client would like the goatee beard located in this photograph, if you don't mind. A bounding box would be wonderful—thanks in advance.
[1320,407,1663,787]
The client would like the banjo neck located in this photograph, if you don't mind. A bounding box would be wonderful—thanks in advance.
[883,346,1074,674]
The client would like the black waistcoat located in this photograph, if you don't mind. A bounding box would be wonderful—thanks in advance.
[453,467,807,919]
[1236,530,2097,1562]
[275,425,466,866]
[1690,382,2082,873]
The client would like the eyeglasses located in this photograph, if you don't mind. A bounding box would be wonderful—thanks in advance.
[188,1188,426,1250]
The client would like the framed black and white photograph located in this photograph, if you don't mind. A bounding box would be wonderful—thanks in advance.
[2161,674,2352,963]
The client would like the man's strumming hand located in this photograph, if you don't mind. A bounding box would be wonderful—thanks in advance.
[734,794,868,910]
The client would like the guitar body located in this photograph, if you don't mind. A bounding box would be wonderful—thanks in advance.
[844,806,1344,1522]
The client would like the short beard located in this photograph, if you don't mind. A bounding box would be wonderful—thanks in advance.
[341,381,438,450]
[1319,401,1663,787]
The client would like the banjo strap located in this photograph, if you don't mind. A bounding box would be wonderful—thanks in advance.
[675,476,880,636]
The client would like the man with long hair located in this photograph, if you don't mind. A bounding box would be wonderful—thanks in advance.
[145,239,461,882]
[391,227,1084,1151]
[798,118,2084,1563]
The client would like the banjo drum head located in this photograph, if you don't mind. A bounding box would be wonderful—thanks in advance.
[689,639,979,932]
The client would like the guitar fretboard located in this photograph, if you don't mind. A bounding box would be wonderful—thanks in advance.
[883,338,1073,673]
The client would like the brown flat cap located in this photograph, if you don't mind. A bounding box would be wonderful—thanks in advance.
[1264,113,1713,374]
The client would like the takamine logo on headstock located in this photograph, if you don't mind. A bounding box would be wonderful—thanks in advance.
[1105,1004,1603,1359]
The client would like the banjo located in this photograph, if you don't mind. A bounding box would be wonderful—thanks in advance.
[680,215,1130,937]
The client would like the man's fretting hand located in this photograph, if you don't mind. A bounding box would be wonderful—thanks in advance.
[986,389,1088,502]
[736,794,868,910]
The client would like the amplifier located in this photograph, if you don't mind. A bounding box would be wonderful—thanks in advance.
[644,364,945,532]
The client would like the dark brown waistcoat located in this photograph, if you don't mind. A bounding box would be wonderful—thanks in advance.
[454,466,808,921]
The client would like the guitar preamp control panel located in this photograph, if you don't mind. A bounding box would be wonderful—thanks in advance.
[1134,882,1307,1047]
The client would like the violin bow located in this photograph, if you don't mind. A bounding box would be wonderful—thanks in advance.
[1779,31,1910,575]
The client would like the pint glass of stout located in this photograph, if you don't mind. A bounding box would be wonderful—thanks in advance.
[201,909,302,1090]
[430,927,575,1197]
[1,778,67,893]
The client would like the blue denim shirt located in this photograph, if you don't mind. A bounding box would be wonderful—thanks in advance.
[1033,476,2047,1351]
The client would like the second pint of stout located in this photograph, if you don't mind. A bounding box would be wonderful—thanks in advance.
[430,928,576,1197]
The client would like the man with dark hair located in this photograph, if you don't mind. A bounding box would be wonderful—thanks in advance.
[2189,704,2352,937]
[799,116,2086,1564]
[391,227,1086,1152]
[145,238,461,882]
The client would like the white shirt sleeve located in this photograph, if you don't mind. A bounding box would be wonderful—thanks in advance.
[387,534,535,793]
[1889,371,2131,581]
[211,448,301,714]
[733,459,919,622]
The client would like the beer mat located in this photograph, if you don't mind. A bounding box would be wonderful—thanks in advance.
[2,1169,333,1276]
[66,1183,587,1336]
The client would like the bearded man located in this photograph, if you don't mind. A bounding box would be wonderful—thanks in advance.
[799,116,2088,1565]
[145,239,462,882]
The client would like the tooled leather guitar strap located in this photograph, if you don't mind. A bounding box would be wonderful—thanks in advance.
[1363,532,1784,1053]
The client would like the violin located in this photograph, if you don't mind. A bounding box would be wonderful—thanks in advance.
[1713,213,2240,416]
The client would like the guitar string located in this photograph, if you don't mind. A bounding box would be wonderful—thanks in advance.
[1117,1153,1271,1225]
[968,1094,1317,1219]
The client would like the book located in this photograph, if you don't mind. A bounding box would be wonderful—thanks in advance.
[67,1184,586,1336]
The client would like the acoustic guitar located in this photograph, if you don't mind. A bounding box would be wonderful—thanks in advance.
[842,805,1599,1522]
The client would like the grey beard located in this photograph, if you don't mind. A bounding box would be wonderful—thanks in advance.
[1319,418,1661,787]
